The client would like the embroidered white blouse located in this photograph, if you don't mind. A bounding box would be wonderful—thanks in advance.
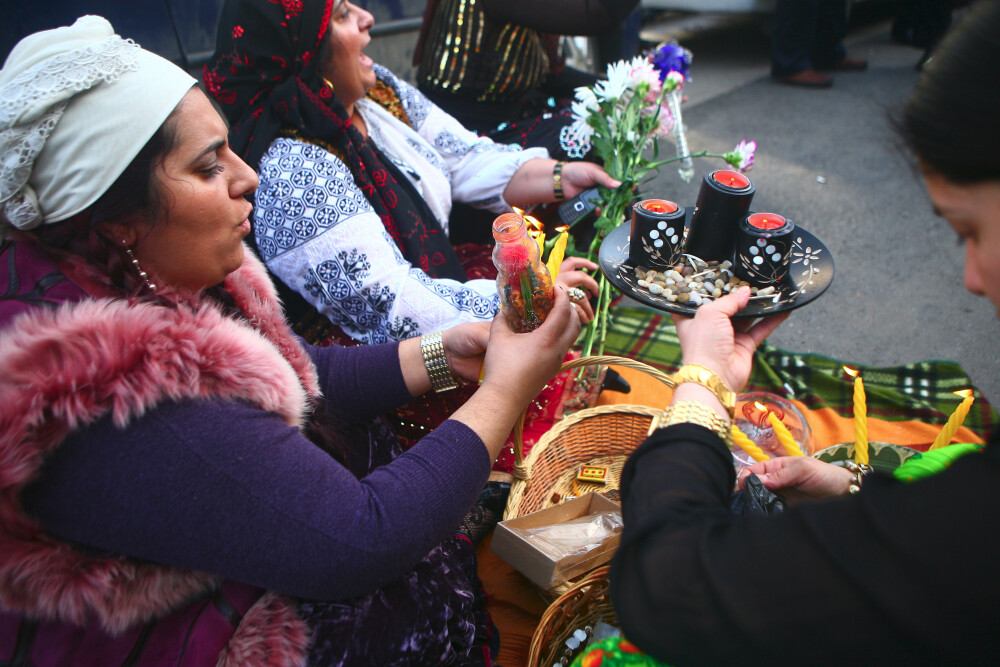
[253,65,548,344]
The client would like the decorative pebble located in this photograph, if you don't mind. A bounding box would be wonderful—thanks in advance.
[634,254,763,309]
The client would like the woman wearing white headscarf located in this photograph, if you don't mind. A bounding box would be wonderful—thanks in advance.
[0,16,578,664]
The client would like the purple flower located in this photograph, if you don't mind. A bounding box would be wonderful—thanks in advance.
[649,42,692,82]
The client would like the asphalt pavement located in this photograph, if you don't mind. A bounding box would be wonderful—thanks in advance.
[634,9,1000,405]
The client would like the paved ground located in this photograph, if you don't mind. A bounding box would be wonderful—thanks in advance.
[633,9,1000,405]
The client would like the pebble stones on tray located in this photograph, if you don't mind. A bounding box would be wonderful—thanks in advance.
[633,255,778,306]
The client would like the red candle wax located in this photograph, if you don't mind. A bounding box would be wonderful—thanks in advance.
[641,199,678,214]
[712,170,750,190]
[747,213,786,230]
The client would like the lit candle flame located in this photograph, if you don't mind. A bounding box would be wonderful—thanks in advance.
[512,206,524,216]
[954,389,974,399]
[844,366,859,379]
[554,225,569,233]
[753,401,767,412]
[524,215,543,234]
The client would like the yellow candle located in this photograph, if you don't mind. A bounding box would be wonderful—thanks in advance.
[930,390,975,450]
[731,425,769,462]
[546,228,569,280]
[767,411,804,456]
[845,367,869,465]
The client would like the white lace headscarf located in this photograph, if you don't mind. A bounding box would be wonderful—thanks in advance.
[0,15,195,236]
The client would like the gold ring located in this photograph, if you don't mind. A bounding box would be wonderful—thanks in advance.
[568,287,587,302]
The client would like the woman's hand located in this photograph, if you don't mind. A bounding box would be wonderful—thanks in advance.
[480,285,581,407]
[670,287,788,393]
[554,256,599,323]
[559,161,620,199]
[737,456,855,501]
[503,159,621,207]
[442,321,491,382]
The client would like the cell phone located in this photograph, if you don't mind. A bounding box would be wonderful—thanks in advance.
[557,187,601,228]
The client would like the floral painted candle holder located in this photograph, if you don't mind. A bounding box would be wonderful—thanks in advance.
[684,169,755,262]
[628,199,686,268]
[734,212,795,288]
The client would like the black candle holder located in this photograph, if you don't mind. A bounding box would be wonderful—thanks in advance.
[685,169,755,262]
[628,199,686,268]
[733,212,795,287]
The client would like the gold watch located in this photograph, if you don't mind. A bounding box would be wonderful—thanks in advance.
[670,364,736,418]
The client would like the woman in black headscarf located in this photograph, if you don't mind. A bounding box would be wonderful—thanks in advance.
[204,0,613,348]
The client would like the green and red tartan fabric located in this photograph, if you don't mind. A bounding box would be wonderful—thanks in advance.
[601,307,999,441]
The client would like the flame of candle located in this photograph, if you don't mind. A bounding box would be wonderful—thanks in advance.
[844,366,859,379]
[930,389,976,450]
[524,215,543,234]
[554,225,569,233]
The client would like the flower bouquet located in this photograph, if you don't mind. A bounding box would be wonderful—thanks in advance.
[558,43,757,357]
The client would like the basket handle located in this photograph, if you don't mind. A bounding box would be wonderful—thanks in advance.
[512,355,676,480]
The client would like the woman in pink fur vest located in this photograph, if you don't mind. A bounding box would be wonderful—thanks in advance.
[0,16,579,666]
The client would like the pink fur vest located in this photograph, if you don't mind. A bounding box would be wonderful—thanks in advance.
[0,248,317,665]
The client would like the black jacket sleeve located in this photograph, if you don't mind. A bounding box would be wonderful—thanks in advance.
[610,424,1000,667]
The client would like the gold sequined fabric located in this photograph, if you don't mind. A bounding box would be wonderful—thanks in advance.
[365,81,411,125]
[416,0,549,104]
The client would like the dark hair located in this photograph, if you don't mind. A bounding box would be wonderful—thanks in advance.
[30,114,179,296]
[900,1,1000,183]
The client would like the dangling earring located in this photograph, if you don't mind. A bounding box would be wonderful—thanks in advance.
[122,240,156,292]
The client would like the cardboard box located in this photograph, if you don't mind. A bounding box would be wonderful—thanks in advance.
[491,493,622,591]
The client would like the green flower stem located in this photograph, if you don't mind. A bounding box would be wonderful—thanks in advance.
[520,272,535,323]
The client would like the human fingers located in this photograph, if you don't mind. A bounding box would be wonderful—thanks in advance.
[556,269,600,298]
[561,161,621,197]
[558,256,599,273]
[442,321,491,381]
[570,298,594,323]
[741,457,854,498]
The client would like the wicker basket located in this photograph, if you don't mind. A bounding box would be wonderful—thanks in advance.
[528,565,616,667]
[505,355,675,523]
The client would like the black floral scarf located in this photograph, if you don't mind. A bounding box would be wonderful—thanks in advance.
[204,0,466,281]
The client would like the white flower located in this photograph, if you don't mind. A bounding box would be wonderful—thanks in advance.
[597,60,634,102]
[574,86,600,114]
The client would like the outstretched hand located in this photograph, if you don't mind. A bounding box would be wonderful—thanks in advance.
[560,161,621,199]
[737,456,855,501]
[671,287,788,393]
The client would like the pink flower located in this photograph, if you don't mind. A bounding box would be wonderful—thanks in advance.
[723,138,758,173]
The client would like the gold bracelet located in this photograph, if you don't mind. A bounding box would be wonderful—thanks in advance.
[658,400,733,447]
[670,364,736,419]
[420,333,458,393]
[553,161,566,200]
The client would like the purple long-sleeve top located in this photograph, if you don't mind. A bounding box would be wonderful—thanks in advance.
[20,341,492,602]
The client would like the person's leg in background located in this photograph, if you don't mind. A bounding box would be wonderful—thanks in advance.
[811,0,868,71]
[771,0,834,88]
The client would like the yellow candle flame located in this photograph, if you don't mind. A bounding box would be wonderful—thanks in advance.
[554,225,569,233]
[524,214,545,253]
[731,425,769,462]
[929,389,975,450]
[844,366,868,464]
